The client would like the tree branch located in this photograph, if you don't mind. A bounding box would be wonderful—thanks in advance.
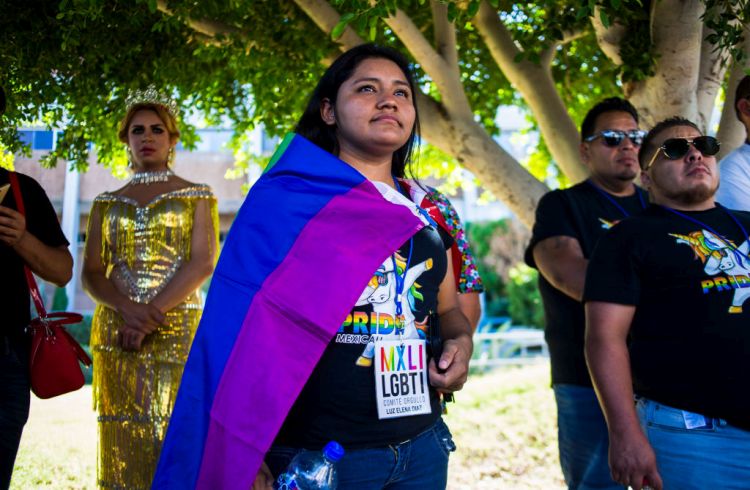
[473,1,523,66]
[540,44,557,67]
[294,0,469,118]
[562,28,587,45]
[627,0,704,127]
[292,0,548,224]
[156,0,251,45]
[416,93,548,228]
[590,7,626,66]
[188,32,225,47]
[696,17,730,131]
[473,0,587,183]
[384,7,473,116]
[541,29,584,67]
[293,0,364,50]
[431,0,459,70]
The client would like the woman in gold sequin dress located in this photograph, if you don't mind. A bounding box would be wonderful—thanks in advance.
[82,95,219,489]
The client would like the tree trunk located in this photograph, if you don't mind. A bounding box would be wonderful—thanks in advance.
[417,95,548,227]
[473,1,587,184]
[696,22,729,131]
[626,0,705,128]
[716,26,750,159]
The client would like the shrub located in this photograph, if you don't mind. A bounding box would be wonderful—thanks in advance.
[507,264,544,328]
[51,287,68,311]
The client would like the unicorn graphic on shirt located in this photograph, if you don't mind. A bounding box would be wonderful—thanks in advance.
[670,229,750,313]
[598,218,617,229]
[354,253,433,367]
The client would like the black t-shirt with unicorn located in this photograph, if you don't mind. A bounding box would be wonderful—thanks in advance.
[524,180,647,386]
[274,210,453,449]
[584,204,750,430]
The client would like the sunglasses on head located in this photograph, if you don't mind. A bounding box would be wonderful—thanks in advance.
[584,129,647,147]
[644,136,721,170]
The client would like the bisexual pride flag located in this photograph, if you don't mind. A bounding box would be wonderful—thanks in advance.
[153,134,426,489]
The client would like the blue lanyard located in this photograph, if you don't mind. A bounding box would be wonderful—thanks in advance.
[586,179,646,218]
[392,177,415,318]
[660,204,750,263]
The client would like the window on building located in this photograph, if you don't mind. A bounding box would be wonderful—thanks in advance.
[17,129,55,150]
[34,130,54,150]
[18,130,33,147]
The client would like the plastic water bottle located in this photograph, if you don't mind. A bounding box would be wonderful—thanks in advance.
[274,441,345,490]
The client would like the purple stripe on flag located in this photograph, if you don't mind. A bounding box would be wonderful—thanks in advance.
[196,181,424,488]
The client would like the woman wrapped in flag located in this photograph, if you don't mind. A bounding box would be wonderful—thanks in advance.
[154,44,473,490]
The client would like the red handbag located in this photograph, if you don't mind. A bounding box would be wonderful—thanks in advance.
[9,172,92,399]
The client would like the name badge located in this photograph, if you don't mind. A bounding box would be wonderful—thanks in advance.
[374,339,431,419]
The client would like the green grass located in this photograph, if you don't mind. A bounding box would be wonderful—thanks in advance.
[12,363,564,489]
[446,363,564,489]
[11,387,97,489]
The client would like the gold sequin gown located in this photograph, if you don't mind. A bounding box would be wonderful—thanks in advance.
[88,185,218,489]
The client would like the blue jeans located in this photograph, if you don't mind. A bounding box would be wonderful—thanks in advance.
[267,418,455,489]
[553,384,621,490]
[0,335,30,490]
[636,397,750,489]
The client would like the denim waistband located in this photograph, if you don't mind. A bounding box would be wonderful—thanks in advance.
[391,417,449,447]
[636,396,730,430]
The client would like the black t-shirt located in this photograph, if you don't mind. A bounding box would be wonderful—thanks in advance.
[0,169,69,336]
[524,180,647,386]
[584,205,750,430]
[275,223,453,449]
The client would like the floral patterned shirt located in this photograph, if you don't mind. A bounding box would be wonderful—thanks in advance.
[425,187,484,293]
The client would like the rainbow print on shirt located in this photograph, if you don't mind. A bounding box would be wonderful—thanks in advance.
[348,253,433,367]
[599,217,624,229]
[670,229,750,313]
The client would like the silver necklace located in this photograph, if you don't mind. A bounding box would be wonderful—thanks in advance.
[130,169,173,185]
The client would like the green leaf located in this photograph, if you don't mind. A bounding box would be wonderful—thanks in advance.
[147,0,157,14]
[467,1,480,18]
[447,2,458,21]
[331,19,349,40]
[355,15,367,32]
[599,10,610,28]
[386,0,397,16]
[339,12,356,24]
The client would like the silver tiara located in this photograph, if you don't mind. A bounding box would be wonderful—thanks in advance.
[125,85,179,117]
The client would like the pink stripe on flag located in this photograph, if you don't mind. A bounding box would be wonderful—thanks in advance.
[196,181,424,489]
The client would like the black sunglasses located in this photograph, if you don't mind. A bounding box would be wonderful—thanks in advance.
[584,129,647,147]
[645,136,721,170]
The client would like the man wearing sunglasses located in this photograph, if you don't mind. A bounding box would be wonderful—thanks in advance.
[525,97,647,490]
[716,75,750,211]
[585,117,750,490]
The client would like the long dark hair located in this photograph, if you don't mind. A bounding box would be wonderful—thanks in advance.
[295,43,420,179]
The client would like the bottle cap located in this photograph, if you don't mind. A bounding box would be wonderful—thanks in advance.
[323,441,345,462]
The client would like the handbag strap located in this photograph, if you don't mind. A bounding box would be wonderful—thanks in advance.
[8,171,48,318]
